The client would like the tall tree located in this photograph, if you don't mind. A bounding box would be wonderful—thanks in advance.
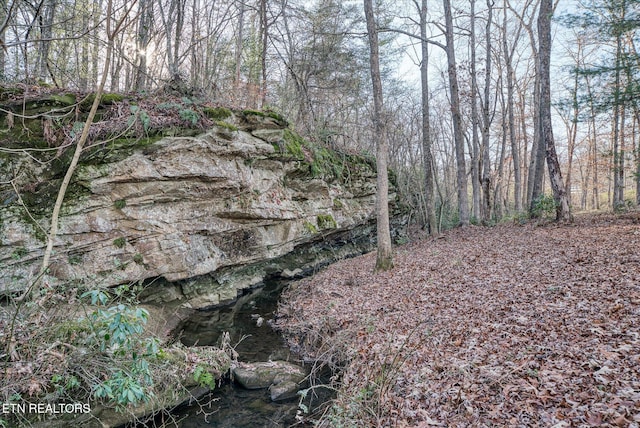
[538,0,571,221]
[416,0,438,235]
[502,0,523,212]
[470,0,482,219]
[158,0,186,82]
[480,0,494,223]
[364,0,393,271]
[443,0,470,226]
[134,0,153,91]
[234,0,245,95]
[508,0,545,213]
[35,0,57,83]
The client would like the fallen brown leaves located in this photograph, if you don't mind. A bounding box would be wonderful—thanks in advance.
[275,213,640,427]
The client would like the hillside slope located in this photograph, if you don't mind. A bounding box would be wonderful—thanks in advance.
[276,213,640,427]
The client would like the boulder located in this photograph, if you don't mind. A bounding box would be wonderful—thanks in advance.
[233,360,306,399]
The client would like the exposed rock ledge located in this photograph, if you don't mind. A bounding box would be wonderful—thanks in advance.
[0,108,404,308]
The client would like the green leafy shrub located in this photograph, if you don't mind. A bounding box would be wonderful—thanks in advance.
[531,194,557,219]
[129,105,151,131]
[193,365,216,389]
[80,290,160,408]
[179,108,200,125]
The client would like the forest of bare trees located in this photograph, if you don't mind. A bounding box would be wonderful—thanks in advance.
[2,0,639,227]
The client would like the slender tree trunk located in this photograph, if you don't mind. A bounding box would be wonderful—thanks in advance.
[234,0,245,93]
[443,0,470,226]
[134,0,151,91]
[470,0,481,220]
[635,116,640,205]
[418,0,438,235]
[529,72,546,213]
[538,0,571,221]
[260,0,268,107]
[0,1,5,80]
[79,8,90,91]
[91,1,102,87]
[565,47,581,209]
[481,0,494,222]
[612,29,624,209]
[584,75,600,209]
[503,1,522,212]
[174,0,184,79]
[36,0,57,82]
[511,0,545,212]
[364,0,393,271]
[495,73,507,220]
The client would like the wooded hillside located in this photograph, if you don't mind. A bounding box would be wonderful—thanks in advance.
[2,0,639,227]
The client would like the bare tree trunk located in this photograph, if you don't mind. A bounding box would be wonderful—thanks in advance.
[494,71,507,219]
[443,0,470,226]
[636,116,640,205]
[91,1,102,87]
[159,0,185,81]
[564,59,580,209]
[260,0,268,107]
[470,0,481,221]
[612,28,624,209]
[174,0,184,78]
[234,0,245,93]
[1,1,7,80]
[509,0,545,212]
[538,0,571,221]
[134,0,152,91]
[36,0,57,82]
[417,0,438,235]
[481,0,494,223]
[584,74,600,209]
[529,74,546,213]
[364,0,393,271]
[503,1,522,211]
[79,8,90,91]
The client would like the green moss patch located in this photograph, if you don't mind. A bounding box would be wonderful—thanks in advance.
[303,221,318,235]
[317,214,337,229]
[214,120,238,132]
[79,92,124,110]
[203,106,232,120]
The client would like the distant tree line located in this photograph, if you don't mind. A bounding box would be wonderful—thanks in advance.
[1,0,639,229]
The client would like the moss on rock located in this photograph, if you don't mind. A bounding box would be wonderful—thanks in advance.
[203,106,232,120]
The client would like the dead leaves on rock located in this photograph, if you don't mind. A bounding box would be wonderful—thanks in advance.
[275,214,640,427]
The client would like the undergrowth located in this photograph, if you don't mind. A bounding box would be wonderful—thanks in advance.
[0,281,235,426]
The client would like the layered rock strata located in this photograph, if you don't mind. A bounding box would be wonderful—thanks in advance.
[1,108,402,308]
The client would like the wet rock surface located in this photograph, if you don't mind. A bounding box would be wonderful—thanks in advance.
[233,361,306,393]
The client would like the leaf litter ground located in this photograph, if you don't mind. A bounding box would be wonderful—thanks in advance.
[274,214,640,427]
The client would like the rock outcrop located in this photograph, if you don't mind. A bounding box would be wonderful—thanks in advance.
[0,100,403,308]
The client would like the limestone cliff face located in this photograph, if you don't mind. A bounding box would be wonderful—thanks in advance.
[0,108,400,308]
